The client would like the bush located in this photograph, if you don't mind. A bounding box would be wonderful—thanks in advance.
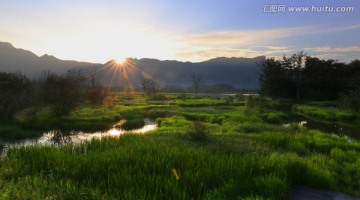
[188,121,209,140]
[259,112,289,124]
[149,94,167,101]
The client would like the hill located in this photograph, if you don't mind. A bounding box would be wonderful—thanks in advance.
[0,42,263,89]
[0,42,98,78]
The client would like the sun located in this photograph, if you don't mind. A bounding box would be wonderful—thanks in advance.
[114,57,128,65]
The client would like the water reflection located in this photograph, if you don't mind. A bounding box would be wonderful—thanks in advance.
[282,118,359,140]
[2,118,157,154]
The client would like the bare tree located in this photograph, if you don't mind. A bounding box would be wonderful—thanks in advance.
[191,73,203,97]
[87,65,100,88]
[140,78,160,95]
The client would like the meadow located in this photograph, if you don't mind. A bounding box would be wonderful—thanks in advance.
[0,94,359,199]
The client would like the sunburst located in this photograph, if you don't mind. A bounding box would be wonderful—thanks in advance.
[114,57,128,65]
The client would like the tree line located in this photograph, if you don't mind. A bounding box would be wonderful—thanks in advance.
[0,69,107,122]
[259,51,360,111]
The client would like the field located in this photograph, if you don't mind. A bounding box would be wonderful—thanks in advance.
[0,94,359,199]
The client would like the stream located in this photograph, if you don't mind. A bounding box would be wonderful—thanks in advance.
[1,118,157,154]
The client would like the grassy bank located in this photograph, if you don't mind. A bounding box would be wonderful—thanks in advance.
[293,104,359,126]
[13,104,147,133]
[0,124,42,140]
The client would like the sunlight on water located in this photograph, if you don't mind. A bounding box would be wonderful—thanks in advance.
[1,118,157,154]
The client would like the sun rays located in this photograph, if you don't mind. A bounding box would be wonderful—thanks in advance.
[102,58,145,94]
[114,57,128,65]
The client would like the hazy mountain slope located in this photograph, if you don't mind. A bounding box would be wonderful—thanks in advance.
[0,42,98,78]
[0,42,263,89]
[102,56,264,89]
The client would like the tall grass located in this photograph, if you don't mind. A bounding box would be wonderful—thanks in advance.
[0,124,42,140]
[2,123,360,199]
[293,105,358,125]
[1,95,360,199]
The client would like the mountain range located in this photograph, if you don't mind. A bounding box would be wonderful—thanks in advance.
[0,41,264,89]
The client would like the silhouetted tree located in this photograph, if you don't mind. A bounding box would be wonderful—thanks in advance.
[283,51,307,100]
[87,65,101,88]
[39,70,86,116]
[259,52,359,101]
[191,74,203,97]
[87,86,108,104]
[0,71,33,121]
[140,78,160,95]
[259,58,293,99]
[341,60,360,111]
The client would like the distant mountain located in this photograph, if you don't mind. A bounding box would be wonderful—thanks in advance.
[0,42,98,78]
[98,56,264,89]
[0,42,264,89]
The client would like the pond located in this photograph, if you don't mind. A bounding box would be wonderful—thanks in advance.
[274,103,359,140]
[1,118,157,154]
[283,119,359,140]
[304,119,359,140]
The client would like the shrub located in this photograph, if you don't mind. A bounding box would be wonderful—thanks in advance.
[188,121,209,140]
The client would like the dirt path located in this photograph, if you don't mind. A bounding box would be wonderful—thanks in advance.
[291,186,360,200]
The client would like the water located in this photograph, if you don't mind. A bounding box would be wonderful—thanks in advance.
[1,118,157,154]
[304,119,359,140]
[275,103,359,140]
[282,119,359,139]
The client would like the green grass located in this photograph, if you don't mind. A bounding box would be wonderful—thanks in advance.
[0,124,42,140]
[14,104,147,132]
[175,98,227,107]
[1,94,360,199]
[293,105,359,126]
[2,127,360,199]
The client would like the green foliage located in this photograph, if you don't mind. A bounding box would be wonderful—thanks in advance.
[177,92,187,100]
[0,124,42,140]
[140,78,160,95]
[260,54,360,100]
[39,71,86,116]
[224,95,234,104]
[2,129,360,199]
[1,94,360,199]
[259,111,289,124]
[341,88,360,112]
[176,98,226,107]
[149,93,167,100]
[188,120,209,140]
[293,104,358,126]
[86,86,108,104]
[0,72,33,121]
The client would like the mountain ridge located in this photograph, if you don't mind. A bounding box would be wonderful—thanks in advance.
[0,42,263,89]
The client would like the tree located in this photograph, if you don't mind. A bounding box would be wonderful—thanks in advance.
[140,78,160,95]
[259,58,294,99]
[341,60,360,111]
[283,51,307,100]
[191,74,203,97]
[87,65,101,88]
[0,71,33,121]
[39,70,86,116]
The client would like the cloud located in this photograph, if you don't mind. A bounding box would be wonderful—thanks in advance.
[176,48,262,60]
[175,23,360,61]
[305,46,360,53]
[182,23,360,48]
[181,26,315,47]
[323,24,360,34]
[176,46,292,61]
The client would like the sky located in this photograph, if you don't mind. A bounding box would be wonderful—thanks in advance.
[1,0,360,63]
